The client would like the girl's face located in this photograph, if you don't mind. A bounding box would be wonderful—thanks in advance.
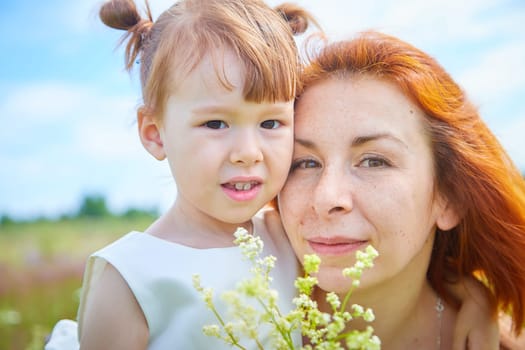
[142,49,294,225]
[278,76,458,294]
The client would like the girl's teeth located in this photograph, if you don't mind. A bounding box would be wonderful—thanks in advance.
[234,183,253,191]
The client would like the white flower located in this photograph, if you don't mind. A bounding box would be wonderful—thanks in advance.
[193,227,380,349]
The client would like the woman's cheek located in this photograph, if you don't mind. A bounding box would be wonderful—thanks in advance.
[281,180,304,220]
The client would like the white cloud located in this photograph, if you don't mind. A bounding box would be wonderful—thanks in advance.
[0,81,141,160]
[73,116,143,161]
[53,0,105,34]
[376,0,517,42]
[2,82,88,124]
[493,113,525,171]
[69,90,142,160]
[263,0,524,51]
[264,0,494,39]
[458,40,525,105]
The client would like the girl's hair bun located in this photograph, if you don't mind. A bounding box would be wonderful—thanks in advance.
[99,0,153,70]
[275,3,320,35]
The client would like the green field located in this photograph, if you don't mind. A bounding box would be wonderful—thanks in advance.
[0,215,155,350]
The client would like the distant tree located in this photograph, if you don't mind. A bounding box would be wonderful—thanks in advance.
[121,207,158,219]
[59,213,74,221]
[0,214,14,226]
[77,195,111,218]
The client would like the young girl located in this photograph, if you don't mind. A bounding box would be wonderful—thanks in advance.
[49,0,316,349]
[46,1,499,349]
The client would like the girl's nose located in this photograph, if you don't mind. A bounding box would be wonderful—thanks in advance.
[229,128,263,166]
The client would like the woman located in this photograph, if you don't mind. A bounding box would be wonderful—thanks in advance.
[278,31,525,349]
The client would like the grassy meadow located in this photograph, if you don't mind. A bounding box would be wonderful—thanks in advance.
[0,215,155,350]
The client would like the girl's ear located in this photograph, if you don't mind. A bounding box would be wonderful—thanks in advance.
[436,196,460,231]
[138,108,166,160]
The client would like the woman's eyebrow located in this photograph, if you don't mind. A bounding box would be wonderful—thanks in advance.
[295,133,408,150]
[294,137,317,150]
[352,133,408,149]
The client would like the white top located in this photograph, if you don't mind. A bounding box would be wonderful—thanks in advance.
[46,208,300,349]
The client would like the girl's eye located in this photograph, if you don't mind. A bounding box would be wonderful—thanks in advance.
[290,158,320,171]
[360,157,389,168]
[260,120,281,129]
[204,120,227,129]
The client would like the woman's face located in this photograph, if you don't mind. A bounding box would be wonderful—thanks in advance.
[279,76,457,294]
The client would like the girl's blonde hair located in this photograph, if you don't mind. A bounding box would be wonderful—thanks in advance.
[100,0,318,119]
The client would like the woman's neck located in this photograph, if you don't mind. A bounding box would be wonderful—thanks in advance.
[314,280,453,349]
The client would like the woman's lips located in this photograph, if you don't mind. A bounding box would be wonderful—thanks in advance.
[307,237,368,256]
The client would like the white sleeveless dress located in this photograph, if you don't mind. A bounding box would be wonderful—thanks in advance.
[45,209,300,349]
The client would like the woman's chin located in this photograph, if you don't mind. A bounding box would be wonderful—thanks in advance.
[315,267,355,295]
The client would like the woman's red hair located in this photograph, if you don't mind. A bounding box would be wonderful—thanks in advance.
[298,31,525,334]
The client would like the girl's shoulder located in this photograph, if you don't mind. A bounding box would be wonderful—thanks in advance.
[78,261,148,348]
[79,231,251,348]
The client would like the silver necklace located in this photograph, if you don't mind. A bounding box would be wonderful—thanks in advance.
[436,297,444,350]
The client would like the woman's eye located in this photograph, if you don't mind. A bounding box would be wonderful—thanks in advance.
[203,120,227,129]
[260,120,281,129]
[291,159,320,170]
[360,157,389,168]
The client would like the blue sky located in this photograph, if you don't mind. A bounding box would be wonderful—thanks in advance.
[1,0,524,220]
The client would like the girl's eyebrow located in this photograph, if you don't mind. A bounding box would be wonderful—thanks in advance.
[193,105,235,115]
[193,104,290,116]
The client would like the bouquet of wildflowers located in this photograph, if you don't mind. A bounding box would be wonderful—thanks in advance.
[193,228,381,349]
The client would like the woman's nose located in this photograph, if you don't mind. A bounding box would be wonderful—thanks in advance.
[313,164,353,217]
[229,128,263,166]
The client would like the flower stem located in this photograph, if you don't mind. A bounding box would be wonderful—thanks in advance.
[256,297,295,350]
[340,286,355,314]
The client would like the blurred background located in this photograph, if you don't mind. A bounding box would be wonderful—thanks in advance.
[1,0,523,348]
